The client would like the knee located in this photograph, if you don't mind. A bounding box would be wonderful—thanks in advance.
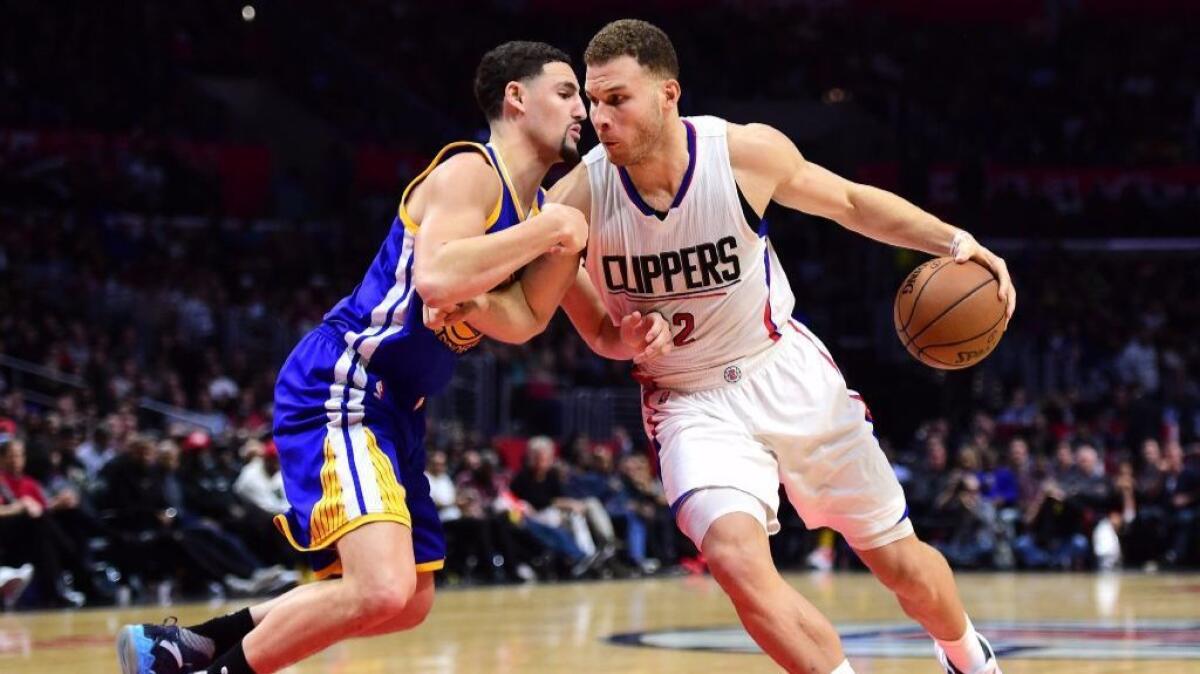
[395,582,435,630]
[702,521,773,602]
[346,570,416,625]
[873,544,942,603]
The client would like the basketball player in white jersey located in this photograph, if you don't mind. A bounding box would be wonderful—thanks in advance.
[548,19,1016,674]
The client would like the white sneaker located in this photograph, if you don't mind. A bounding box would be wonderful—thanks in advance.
[223,575,258,596]
[0,564,34,609]
[255,570,299,595]
[935,633,1002,674]
[251,565,287,581]
[514,563,537,583]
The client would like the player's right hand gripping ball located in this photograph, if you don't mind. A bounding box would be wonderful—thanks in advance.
[894,257,1008,370]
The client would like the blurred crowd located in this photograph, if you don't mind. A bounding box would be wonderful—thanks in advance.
[4,374,1199,608]
[3,2,1197,220]
[4,2,1196,162]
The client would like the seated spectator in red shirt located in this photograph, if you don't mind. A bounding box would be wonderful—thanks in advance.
[0,438,87,607]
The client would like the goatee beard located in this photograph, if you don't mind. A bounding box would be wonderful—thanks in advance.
[560,136,581,166]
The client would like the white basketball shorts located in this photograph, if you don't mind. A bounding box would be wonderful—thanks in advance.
[641,319,912,551]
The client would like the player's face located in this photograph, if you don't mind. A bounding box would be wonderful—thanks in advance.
[522,62,586,164]
[585,56,673,167]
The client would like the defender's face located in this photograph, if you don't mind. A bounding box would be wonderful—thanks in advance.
[522,62,586,164]
[585,56,670,167]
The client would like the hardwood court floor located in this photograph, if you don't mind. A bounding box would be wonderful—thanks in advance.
[2,572,1198,673]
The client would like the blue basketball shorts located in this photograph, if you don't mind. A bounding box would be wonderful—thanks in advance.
[271,325,445,579]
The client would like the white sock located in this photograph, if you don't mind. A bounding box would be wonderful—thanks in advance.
[830,659,855,674]
[936,614,989,673]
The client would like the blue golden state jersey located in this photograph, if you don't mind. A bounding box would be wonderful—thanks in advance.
[321,142,545,398]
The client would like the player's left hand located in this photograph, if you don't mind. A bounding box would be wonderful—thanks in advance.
[619,311,673,364]
[423,295,489,330]
[951,230,1016,321]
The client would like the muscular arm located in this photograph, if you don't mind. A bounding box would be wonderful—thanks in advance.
[558,266,671,362]
[411,153,574,308]
[544,164,637,360]
[546,162,673,362]
[544,163,625,358]
[560,267,639,360]
[729,123,959,254]
[457,250,584,344]
[728,122,1015,317]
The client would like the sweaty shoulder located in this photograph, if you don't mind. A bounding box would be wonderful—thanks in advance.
[546,161,592,220]
[407,150,502,227]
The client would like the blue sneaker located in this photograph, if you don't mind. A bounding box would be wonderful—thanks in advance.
[117,619,214,674]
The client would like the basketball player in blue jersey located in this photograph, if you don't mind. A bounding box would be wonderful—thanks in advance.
[114,41,655,674]
[541,20,1015,674]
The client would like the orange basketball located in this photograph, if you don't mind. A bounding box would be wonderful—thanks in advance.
[894,257,1008,370]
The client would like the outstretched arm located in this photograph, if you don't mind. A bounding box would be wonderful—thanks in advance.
[728,123,1015,319]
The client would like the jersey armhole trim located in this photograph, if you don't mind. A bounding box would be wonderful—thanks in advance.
[398,142,502,233]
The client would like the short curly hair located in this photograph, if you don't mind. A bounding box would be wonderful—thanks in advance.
[584,19,679,79]
[474,41,572,121]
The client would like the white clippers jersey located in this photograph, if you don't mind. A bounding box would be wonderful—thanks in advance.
[583,116,796,391]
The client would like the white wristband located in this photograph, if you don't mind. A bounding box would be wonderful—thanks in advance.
[949,230,972,259]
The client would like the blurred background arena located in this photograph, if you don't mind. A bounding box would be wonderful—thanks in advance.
[1,1,1198,672]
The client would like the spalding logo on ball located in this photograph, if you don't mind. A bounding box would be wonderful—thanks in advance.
[894,258,1008,370]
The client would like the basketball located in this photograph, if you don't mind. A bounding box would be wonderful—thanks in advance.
[894,257,1008,370]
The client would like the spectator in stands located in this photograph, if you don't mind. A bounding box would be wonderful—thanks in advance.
[512,436,599,559]
[1006,437,1039,510]
[232,438,298,568]
[1051,440,1076,483]
[1164,442,1200,566]
[429,449,516,582]
[99,435,290,598]
[1062,445,1111,513]
[1014,476,1090,570]
[932,473,1002,569]
[233,439,288,515]
[452,450,539,582]
[997,388,1038,433]
[618,453,676,569]
[561,447,618,565]
[565,445,632,569]
[75,426,117,480]
[0,437,86,607]
[36,438,113,598]
[509,439,600,577]
[425,449,461,523]
[907,436,955,540]
[1116,329,1160,394]
[1137,439,1167,500]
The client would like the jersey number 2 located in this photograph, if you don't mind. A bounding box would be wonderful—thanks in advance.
[672,312,697,346]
